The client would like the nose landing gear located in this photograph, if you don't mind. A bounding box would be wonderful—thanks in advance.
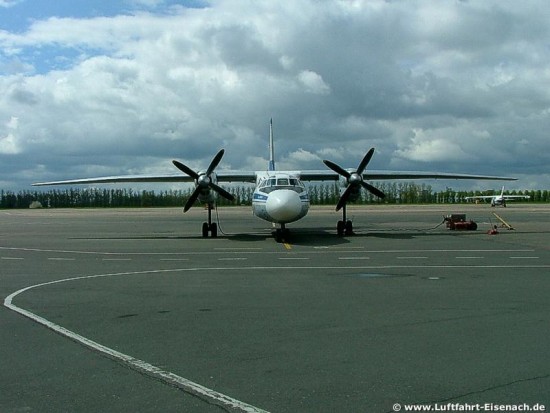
[274,224,290,243]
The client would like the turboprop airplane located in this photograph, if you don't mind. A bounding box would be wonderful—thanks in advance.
[33,120,517,241]
[465,186,529,207]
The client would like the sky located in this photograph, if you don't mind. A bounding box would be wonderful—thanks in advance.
[1,0,549,192]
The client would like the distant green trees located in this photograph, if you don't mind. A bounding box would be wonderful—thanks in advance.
[0,185,547,209]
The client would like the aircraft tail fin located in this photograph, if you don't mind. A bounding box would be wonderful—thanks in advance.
[500,186,505,196]
[268,118,276,171]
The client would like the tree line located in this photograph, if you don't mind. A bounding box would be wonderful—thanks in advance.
[1,183,548,209]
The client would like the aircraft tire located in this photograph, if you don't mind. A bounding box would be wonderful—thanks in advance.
[202,222,209,238]
[337,220,345,236]
[345,220,353,236]
[210,223,218,238]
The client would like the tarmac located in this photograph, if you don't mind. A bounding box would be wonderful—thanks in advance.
[1,204,549,412]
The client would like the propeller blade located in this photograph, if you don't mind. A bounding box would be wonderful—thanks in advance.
[323,160,351,179]
[210,183,235,201]
[336,185,354,211]
[172,160,199,180]
[206,149,225,176]
[361,181,385,199]
[356,148,375,175]
[183,187,201,212]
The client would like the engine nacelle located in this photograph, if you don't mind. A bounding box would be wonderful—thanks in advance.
[196,172,219,204]
[338,174,361,203]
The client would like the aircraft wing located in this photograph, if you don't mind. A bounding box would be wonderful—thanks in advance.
[502,195,530,200]
[32,170,258,186]
[32,174,191,186]
[464,195,496,200]
[33,167,515,187]
[216,171,257,183]
[464,195,529,200]
[299,170,517,182]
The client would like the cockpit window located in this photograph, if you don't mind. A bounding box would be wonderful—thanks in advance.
[258,176,305,193]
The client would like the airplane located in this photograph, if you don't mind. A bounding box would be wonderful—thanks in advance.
[33,120,517,241]
[464,186,530,207]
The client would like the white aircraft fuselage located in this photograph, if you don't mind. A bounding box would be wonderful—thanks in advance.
[490,196,506,207]
[252,172,310,224]
[464,186,529,207]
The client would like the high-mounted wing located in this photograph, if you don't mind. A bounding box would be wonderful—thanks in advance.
[464,194,529,200]
[299,170,517,182]
[464,195,497,200]
[32,174,190,186]
[502,195,530,200]
[32,171,257,186]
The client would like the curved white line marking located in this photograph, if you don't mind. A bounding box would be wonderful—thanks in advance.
[4,269,269,413]
[4,264,550,410]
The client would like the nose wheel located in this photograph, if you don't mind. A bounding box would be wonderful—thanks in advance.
[274,224,290,243]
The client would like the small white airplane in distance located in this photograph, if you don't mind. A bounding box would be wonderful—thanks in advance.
[465,186,530,207]
[33,120,517,241]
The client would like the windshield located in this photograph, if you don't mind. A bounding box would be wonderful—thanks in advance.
[259,177,305,193]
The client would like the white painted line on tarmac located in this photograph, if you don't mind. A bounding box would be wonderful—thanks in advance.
[396,256,428,259]
[1,257,24,260]
[4,269,270,413]
[215,247,262,251]
[509,256,539,259]
[4,262,550,411]
[338,257,370,260]
[48,258,76,261]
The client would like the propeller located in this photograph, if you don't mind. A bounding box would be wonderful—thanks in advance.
[323,148,385,211]
[172,149,235,212]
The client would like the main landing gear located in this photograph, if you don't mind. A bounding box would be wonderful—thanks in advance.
[201,203,218,238]
[336,204,354,236]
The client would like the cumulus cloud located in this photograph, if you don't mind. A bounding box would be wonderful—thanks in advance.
[0,0,549,190]
[0,0,21,8]
[297,70,330,95]
[395,129,469,163]
[0,116,20,154]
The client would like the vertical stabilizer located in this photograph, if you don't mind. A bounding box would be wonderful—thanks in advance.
[268,118,276,171]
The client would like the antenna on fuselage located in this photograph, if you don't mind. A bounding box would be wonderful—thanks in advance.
[268,118,276,171]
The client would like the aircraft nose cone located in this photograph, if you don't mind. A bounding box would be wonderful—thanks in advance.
[266,190,302,222]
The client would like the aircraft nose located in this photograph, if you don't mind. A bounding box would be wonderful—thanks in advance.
[266,190,302,222]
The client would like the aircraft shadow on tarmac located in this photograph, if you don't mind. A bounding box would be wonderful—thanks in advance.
[74,229,351,246]
[222,228,479,244]
[73,227,484,245]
